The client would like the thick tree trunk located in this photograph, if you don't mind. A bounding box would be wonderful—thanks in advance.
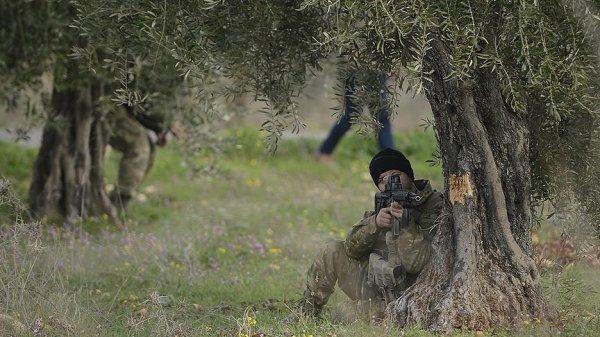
[390,38,547,332]
[28,80,120,226]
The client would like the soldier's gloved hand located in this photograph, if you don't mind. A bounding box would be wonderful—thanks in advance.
[368,253,399,290]
[375,201,403,230]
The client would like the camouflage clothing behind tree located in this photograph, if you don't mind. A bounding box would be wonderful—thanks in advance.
[302,180,443,319]
[105,105,168,208]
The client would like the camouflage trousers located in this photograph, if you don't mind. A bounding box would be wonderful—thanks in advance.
[105,108,155,203]
[303,239,386,319]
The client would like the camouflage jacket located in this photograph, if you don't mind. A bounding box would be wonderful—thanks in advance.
[345,180,444,275]
[124,104,168,134]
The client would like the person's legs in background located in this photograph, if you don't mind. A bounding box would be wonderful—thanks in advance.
[317,72,395,161]
[376,111,394,150]
[376,81,395,150]
[316,74,357,162]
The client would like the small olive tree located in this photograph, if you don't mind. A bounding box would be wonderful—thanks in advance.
[1,0,114,224]
[1,0,186,225]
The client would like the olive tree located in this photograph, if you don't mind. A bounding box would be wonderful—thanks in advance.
[53,0,600,332]
[1,0,185,225]
[295,1,600,331]
[1,0,112,224]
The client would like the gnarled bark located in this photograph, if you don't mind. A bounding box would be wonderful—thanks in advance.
[28,77,119,226]
[390,37,547,332]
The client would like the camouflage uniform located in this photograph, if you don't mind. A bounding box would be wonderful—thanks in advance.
[106,106,167,207]
[302,180,443,318]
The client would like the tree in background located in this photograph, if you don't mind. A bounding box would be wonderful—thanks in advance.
[1,0,112,224]
[72,0,600,332]
[0,1,184,225]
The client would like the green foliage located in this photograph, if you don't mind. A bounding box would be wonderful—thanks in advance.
[0,0,71,86]
[543,263,600,336]
[2,133,600,335]
[298,1,600,228]
[3,0,600,332]
[0,0,120,99]
[0,0,189,131]
[73,0,330,152]
[1,129,437,335]
[5,1,600,214]
[0,140,36,198]
[289,0,600,119]
[69,1,600,225]
[0,179,97,336]
[0,0,69,116]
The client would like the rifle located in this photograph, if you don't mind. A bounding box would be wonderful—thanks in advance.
[374,175,422,238]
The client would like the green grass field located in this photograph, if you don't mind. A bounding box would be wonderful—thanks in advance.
[1,128,599,337]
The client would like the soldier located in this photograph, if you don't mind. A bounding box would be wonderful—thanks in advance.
[106,104,168,210]
[290,148,444,322]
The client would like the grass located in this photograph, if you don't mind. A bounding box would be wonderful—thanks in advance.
[0,127,599,336]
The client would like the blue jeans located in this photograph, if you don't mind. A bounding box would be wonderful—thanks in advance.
[319,73,394,154]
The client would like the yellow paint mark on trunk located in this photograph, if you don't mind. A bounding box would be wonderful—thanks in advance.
[449,173,474,204]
